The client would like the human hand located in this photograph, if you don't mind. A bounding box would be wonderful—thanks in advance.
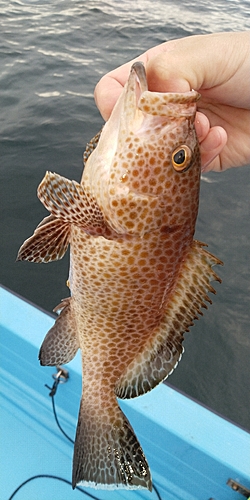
[94,31,250,172]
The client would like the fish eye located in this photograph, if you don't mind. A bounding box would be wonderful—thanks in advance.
[171,145,192,172]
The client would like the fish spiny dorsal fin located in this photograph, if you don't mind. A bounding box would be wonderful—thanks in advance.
[83,129,103,166]
[39,297,79,366]
[115,241,222,399]
[17,215,70,263]
[37,171,107,236]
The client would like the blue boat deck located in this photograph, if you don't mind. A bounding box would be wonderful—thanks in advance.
[1,285,249,500]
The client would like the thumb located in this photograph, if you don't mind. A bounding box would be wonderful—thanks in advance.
[145,32,249,107]
[145,34,217,94]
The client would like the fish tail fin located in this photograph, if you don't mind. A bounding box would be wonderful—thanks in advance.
[72,395,152,491]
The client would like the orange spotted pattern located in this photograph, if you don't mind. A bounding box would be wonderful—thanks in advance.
[17,62,222,491]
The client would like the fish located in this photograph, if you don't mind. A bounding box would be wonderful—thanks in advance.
[17,61,222,491]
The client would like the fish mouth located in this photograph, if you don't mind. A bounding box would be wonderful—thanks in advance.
[128,61,200,122]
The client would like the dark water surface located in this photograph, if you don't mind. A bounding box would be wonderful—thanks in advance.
[1,0,249,430]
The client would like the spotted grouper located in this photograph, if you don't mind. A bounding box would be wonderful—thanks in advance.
[17,62,222,491]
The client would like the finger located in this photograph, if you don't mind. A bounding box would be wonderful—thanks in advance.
[94,75,123,121]
[145,32,249,107]
[195,112,210,142]
[200,126,227,172]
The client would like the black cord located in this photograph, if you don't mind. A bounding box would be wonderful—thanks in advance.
[8,475,100,500]
[8,474,162,500]
[51,393,75,444]
[152,482,162,500]
[7,370,163,500]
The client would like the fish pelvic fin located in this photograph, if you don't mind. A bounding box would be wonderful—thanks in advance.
[17,215,70,263]
[72,395,152,491]
[39,298,79,365]
[37,171,107,237]
[116,240,222,399]
[83,129,103,166]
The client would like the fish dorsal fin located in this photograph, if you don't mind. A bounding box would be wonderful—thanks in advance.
[115,241,222,399]
[83,129,103,166]
[39,298,79,366]
[37,171,107,236]
[17,215,70,263]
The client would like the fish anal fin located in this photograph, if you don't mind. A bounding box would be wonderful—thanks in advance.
[39,298,79,366]
[72,395,152,490]
[17,215,70,263]
[116,240,222,399]
[37,171,107,236]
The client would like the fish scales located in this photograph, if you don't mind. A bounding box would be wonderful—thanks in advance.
[17,62,222,491]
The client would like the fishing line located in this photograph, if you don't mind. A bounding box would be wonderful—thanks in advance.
[7,367,162,500]
[44,368,75,445]
[7,475,98,500]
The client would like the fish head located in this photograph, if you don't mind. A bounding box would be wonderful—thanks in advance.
[84,62,201,236]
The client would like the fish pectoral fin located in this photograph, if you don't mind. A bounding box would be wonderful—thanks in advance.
[115,240,222,399]
[72,395,152,491]
[37,171,107,236]
[17,215,70,263]
[39,297,79,366]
